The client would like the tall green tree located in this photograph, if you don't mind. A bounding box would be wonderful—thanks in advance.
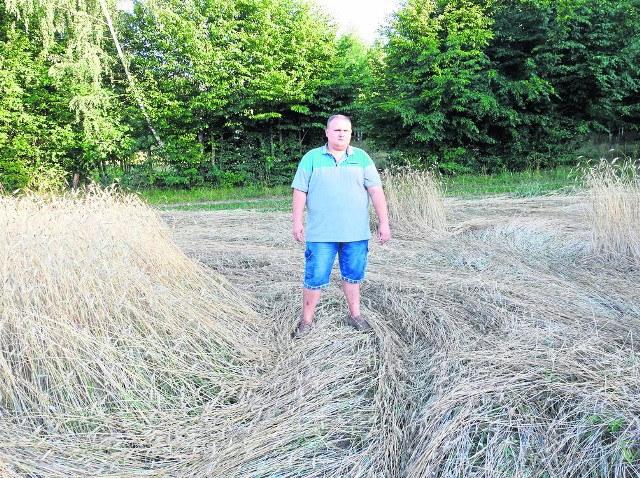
[315,33,372,125]
[540,0,640,138]
[483,0,560,169]
[120,0,337,187]
[366,0,640,173]
[366,0,499,172]
[0,21,31,190]
[1,0,133,188]
[485,0,640,165]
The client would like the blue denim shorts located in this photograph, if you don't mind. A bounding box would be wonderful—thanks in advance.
[303,240,369,290]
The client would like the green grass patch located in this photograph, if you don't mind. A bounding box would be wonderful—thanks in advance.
[163,198,291,212]
[139,184,291,206]
[443,167,579,197]
[142,167,580,212]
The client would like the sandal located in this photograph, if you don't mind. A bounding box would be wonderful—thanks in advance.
[345,314,372,332]
[293,320,312,338]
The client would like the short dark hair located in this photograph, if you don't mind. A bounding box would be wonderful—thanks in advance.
[326,114,352,129]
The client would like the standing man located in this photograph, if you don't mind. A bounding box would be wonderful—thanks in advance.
[291,114,391,338]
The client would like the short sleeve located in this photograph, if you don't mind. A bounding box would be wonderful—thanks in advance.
[291,153,313,192]
[362,153,382,188]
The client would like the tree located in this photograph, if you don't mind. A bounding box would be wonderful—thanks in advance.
[483,0,561,169]
[120,0,337,187]
[315,33,372,126]
[485,0,640,164]
[1,0,134,188]
[367,0,499,172]
[540,0,640,139]
[366,0,640,173]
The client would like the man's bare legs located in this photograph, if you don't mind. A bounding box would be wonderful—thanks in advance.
[301,287,321,324]
[342,281,371,330]
[299,282,370,333]
[302,282,360,324]
[341,281,361,319]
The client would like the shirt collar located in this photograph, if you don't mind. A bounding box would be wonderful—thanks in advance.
[322,144,353,157]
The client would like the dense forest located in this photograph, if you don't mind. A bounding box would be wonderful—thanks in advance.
[1,0,639,191]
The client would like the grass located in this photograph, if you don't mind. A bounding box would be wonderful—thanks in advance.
[159,161,639,477]
[382,168,447,234]
[140,168,577,213]
[442,166,576,197]
[162,197,291,212]
[139,184,291,206]
[0,189,270,438]
[583,158,640,262]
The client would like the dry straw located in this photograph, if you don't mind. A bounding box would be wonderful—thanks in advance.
[1,189,271,475]
[2,180,639,477]
[583,158,640,263]
[382,168,447,236]
[162,192,638,477]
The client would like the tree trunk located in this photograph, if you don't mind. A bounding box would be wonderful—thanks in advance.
[98,0,163,147]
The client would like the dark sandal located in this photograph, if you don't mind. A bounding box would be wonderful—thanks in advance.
[345,314,372,332]
[293,320,312,338]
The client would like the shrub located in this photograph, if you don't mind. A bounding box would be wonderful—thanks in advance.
[0,157,29,192]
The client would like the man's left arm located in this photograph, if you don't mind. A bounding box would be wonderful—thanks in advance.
[368,186,391,244]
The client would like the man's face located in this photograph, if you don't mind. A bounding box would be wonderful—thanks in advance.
[325,118,352,151]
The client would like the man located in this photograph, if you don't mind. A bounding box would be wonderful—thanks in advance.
[291,114,391,338]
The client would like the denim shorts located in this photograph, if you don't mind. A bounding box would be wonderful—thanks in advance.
[303,240,369,289]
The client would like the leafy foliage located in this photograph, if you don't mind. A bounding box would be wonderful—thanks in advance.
[1,0,639,189]
[365,0,640,173]
[116,0,340,187]
[0,0,131,190]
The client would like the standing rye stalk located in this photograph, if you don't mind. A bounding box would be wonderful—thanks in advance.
[382,168,447,236]
[584,158,640,262]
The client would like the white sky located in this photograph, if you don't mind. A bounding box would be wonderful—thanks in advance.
[313,0,400,44]
[117,0,401,44]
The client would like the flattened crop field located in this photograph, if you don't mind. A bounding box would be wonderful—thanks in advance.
[159,192,640,477]
[1,189,638,477]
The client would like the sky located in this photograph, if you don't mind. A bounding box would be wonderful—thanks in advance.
[117,0,401,45]
[313,0,400,44]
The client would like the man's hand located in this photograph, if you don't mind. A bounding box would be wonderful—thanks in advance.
[292,188,307,242]
[378,223,391,245]
[368,186,391,245]
[293,222,305,242]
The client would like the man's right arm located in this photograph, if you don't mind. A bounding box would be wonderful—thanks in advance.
[292,188,307,242]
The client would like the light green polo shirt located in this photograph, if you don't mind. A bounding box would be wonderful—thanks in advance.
[291,145,382,242]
